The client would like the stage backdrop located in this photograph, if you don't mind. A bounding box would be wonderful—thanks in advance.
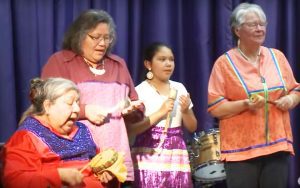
[0,0,299,187]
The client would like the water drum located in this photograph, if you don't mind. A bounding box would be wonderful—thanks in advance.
[191,128,226,182]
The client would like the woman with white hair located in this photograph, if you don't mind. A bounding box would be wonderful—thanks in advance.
[2,78,114,188]
[207,3,300,188]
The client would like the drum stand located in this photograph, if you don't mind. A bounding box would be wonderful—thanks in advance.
[193,180,216,188]
[194,179,228,188]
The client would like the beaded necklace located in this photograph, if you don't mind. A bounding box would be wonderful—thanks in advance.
[83,58,105,76]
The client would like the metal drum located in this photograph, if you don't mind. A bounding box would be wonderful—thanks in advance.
[189,128,226,182]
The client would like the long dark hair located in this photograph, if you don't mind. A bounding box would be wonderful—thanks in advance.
[143,42,172,62]
[62,9,116,55]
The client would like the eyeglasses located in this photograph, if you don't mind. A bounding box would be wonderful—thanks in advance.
[242,22,268,28]
[87,34,113,44]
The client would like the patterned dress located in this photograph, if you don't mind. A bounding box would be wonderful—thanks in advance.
[131,80,193,188]
[2,117,102,188]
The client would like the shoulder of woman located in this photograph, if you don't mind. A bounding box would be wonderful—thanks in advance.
[214,50,234,65]
[265,47,289,65]
[170,80,187,91]
[48,50,77,63]
[4,130,36,149]
[135,81,147,90]
[106,53,126,64]
[267,47,285,57]
[169,80,179,85]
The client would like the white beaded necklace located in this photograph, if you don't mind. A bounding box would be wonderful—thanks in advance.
[84,58,105,76]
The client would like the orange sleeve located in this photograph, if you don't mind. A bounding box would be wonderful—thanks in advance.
[207,55,228,112]
[2,131,61,188]
[274,49,300,95]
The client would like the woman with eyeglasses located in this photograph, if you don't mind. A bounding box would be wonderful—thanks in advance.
[41,10,143,187]
[207,3,300,188]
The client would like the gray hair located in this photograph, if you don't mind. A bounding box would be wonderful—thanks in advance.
[62,9,116,55]
[19,77,79,125]
[230,3,267,43]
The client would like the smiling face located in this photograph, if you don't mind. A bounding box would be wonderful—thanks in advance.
[145,46,175,82]
[235,12,266,47]
[44,90,80,135]
[81,23,111,65]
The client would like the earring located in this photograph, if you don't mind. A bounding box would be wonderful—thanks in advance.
[146,69,153,80]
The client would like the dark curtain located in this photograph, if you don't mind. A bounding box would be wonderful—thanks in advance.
[0,0,299,187]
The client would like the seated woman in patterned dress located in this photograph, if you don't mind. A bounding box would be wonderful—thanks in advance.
[1,77,115,188]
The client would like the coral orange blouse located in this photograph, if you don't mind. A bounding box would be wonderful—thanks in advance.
[208,47,300,161]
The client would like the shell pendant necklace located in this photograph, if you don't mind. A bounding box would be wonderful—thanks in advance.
[84,58,105,76]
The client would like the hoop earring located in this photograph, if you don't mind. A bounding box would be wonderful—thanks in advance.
[146,69,153,80]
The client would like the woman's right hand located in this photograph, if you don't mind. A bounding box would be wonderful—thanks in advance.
[158,98,175,118]
[85,104,108,125]
[96,171,114,184]
[58,168,84,187]
[247,94,265,110]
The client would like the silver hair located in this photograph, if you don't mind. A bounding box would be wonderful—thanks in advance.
[19,77,79,125]
[41,77,79,103]
[230,3,267,42]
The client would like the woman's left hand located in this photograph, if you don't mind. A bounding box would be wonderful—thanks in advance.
[96,171,114,184]
[122,100,145,125]
[179,93,191,113]
[122,100,144,115]
[85,104,108,125]
[274,95,294,111]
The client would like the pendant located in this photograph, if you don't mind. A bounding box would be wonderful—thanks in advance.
[89,67,105,75]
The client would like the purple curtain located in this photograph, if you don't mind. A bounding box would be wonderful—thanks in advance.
[0,0,299,187]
